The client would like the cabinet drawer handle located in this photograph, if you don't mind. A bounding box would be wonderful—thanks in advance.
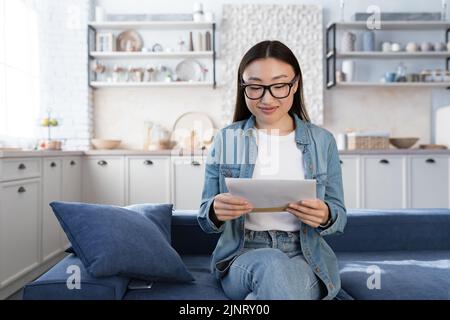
[70,160,76,166]
[98,160,108,166]
[425,158,436,164]
[18,163,26,170]
[379,159,390,164]
[18,186,26,193]
[143,160,154,166]
[191,161,201,167]
[50,162,57,168]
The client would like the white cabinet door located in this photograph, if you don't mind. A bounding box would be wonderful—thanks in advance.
[82,157,125,205]
[42,158,63,262]
[410,156,449,208]
[339,155,360,209]
[62,157,82,202]
[172,157,206,210]
[60,157,82,249]
[0,179,40,288]
[363,156,407,209]
[127,157,170,205]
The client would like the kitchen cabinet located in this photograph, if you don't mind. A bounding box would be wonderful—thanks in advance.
[0,178,40,289]
[41,158,64,262]
[0,158,41,182]
[410,156,449,208]
[171,157,206,210]
[82,156,125,205]
[127,157,170,205]
[362,156,407,209]
[60,157,82,249]
[339,155,360,208]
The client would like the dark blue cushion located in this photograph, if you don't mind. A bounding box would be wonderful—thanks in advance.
[124,255,229,300]
[65,203,173,255]
[337,250,450,300]
[49,201,194,282]
[23,254,129,300]
[126,203,172,243]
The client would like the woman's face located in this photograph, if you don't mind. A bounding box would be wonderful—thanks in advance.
[241,58,298,129]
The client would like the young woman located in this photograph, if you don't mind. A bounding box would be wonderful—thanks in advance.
[198,40,347,300]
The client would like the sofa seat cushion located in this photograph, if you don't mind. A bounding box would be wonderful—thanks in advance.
[337,250,450,300]
[23,254,130,300]
[124,255,229,300]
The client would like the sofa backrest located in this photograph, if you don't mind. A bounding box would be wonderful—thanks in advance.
[171,209,450,255]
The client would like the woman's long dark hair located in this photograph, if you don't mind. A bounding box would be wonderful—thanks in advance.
[233,40,310,123]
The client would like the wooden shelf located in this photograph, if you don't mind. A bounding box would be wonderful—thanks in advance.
[88,21,215,30]
[90,51,214,59]
[335,51,450,59]
[90,81,214,88]
[328,21,450,30]
[335,82,450,88]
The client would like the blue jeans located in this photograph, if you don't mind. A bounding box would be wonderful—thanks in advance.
[220,229,325,300]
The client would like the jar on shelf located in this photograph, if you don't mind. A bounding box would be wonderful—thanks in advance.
[433,69,444,82]
[395,62,407,82]
[133,68,144,82]
[420,69,433,82]
[445,71,450,82]
[112,65,124,82]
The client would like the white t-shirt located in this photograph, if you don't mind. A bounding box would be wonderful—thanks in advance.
[244,127,305,232]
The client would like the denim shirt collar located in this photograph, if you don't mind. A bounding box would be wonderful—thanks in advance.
[242,112,310,145]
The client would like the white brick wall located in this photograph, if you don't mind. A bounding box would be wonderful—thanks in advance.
[36,0,93,150]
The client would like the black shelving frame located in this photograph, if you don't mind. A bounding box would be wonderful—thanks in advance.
[87,22,217,89]
[325,23,337,89]
[325,22,450,89]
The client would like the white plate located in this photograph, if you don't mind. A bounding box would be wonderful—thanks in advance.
[171,112,215,148]
[175,59,203,82]
[116,30,143,52]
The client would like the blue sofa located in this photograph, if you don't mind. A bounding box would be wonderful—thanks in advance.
[23,209,450,300]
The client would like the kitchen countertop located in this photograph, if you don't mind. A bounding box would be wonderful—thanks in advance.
[339,148,450,155]
[0,150,84,158]
[83,149,208,156]
[0,148,208,158]
[1,148,450,158]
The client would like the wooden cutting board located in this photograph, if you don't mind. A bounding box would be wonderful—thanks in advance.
[419,144,448,149]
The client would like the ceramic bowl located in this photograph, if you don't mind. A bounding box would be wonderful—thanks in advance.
[389,137,419,149]
[91,139,121,150]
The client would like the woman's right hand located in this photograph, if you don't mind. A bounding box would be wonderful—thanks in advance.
[212,193,253,222]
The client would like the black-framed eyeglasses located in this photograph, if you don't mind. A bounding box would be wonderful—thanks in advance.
[240,75,299,100]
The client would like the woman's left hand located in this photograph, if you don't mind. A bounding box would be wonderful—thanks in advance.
[286,199,330,228]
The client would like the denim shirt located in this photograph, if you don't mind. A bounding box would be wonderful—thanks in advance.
[197,113,347,300]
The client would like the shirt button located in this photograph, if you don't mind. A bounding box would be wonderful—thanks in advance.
[302,227,307,234]
[315,267,321,273]
[328,283,334,290]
